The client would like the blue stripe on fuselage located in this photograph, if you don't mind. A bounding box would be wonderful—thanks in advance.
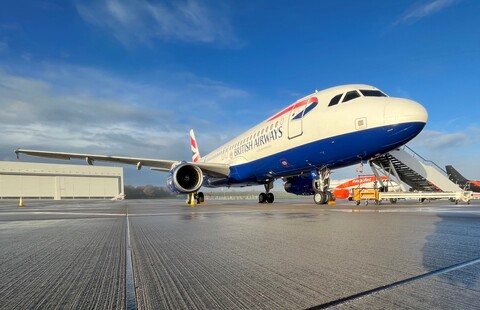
[219,122,425,185]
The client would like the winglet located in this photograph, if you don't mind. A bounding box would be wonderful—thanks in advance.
[190,129,201,162]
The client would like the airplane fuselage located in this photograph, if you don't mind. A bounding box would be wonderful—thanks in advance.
[200,84,427,187]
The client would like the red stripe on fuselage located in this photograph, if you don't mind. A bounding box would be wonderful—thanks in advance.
[267,97,318,122]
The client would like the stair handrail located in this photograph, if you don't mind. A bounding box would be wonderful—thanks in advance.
[403,145,447,174]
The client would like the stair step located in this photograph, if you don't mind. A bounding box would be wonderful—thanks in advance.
[372,153,443,192]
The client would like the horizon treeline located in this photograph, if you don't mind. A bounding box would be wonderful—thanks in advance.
[124,185,176,199]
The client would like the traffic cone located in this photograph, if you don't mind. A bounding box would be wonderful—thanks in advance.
[19,197,24,207]
[190,193,195,207]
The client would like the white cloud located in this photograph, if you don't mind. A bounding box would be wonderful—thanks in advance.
[0,64,249,184]
[76,0,240,46]
[395,0,461,25]
[0,63,248,152]
[406,127,480,178]
[410,129,469,150]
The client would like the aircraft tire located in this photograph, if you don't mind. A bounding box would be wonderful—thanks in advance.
[314,192,326,205]
[197,192,205,203]
[266,193,274,203]
[325,191,334,203]
[259,193,267,203]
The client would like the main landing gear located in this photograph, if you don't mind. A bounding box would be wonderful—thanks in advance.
[259,181,274,204]
[313,168,335,205]
[313,191,335,205]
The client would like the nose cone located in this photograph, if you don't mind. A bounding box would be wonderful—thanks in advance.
[384,99,428,125]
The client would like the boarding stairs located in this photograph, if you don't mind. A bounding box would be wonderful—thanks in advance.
[370,145,462,193]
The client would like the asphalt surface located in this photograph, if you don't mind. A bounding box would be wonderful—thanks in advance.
[1,198,480,309]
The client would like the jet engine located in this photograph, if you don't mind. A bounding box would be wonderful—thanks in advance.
[167,162,203,193]
[284,175,316,195]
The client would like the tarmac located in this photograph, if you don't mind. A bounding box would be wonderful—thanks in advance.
[1,198,480,309]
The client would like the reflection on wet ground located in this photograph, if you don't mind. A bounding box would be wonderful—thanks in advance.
[1,199,479,309]
[422,213,480,289]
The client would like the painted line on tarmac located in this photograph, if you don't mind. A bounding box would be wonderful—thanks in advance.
[0,211,125,216]
[306,256,480,309]
[126,208,331,217]
[122,207,480,217]
[125,207,137,310]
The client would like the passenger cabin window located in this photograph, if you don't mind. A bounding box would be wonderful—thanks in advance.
[360,90,387,97]
[328,94,342,107]
[342,90,360,103]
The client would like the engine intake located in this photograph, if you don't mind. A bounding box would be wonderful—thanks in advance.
[167,162,203,193]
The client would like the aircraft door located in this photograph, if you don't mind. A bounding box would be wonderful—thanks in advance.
[288,99,308,139]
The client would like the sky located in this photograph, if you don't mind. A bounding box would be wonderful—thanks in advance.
[0,0,479,188]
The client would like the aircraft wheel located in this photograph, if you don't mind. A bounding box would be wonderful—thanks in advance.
[259,193,267,203]
[197,192,205,204]
[314,192,326,205]
[325,191,334,203]
[266,193,274,203]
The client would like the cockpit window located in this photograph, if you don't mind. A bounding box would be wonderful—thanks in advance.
[342,90,360,103]
[360,90,387,97]
[328,94,342,107]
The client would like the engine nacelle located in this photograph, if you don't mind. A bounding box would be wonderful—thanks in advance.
[284,175,315,195]
[167,162,203,193]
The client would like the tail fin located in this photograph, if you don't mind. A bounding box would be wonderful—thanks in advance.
[190,129,201,162]
[445,165,468,185]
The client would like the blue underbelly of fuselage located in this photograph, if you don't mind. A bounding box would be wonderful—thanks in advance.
[207,121,425,186]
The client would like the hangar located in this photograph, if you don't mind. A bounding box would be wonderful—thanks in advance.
[0,161,124,200]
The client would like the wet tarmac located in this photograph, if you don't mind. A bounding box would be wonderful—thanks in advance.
[1,199,479,309]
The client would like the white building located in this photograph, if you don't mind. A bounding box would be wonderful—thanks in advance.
[0,161,124,200]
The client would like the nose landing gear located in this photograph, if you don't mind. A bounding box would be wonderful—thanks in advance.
[259,181,275,203]
[313,191,335,205]
[313,168,335,205]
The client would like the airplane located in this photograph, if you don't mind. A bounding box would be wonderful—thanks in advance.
[327,175,400,200]
[445,165,480,192]
[15,84,428,205]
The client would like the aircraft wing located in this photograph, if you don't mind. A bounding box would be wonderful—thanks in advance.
[14,149,230,178]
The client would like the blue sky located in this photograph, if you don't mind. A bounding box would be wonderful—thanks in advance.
[1,0,479,186]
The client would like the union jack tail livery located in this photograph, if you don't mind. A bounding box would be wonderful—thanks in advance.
[190,129,201,163]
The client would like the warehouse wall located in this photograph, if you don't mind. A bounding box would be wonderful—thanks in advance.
[0,161,124,200]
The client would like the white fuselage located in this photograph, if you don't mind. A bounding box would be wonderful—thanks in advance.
[200,84,427,187]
